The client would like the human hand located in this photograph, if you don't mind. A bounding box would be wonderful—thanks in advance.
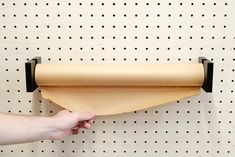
[48,110,95,140]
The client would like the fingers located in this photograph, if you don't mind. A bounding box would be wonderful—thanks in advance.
[88,119,94,124]
[77,115,94,129]
[77,121,92,129]
[71,122,90,136]
[76,112,96,121]
[83,122,91,129]
[72,128,80,135]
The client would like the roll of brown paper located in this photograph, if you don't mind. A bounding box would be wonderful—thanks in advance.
[35,64,204,115]
[35,64,204,87]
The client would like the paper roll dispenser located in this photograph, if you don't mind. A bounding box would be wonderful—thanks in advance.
[25,57,213,93]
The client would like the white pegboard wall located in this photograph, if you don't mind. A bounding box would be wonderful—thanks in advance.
[0,0,234,157]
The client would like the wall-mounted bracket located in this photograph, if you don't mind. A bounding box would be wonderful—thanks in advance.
[25,57,41,92]
[199,57,214,93]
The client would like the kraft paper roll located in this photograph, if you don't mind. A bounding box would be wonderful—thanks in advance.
[35,64,204,115]
[35,64,204,87]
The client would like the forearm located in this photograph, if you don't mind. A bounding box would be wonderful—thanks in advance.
[0,112,54,145]
[0,110,95,145]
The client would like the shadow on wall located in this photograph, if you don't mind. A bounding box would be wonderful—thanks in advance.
[32,88,63,116]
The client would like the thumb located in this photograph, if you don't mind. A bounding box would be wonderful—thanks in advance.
[75,112,96,121]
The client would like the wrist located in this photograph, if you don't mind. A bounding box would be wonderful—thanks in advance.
[40,116,57,140]
[43,116,67,141]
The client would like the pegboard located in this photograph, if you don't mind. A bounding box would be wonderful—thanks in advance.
[0,0,234,156]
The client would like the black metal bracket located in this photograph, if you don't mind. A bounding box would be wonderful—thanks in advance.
[25,57,41,92]
[199,57,214,93]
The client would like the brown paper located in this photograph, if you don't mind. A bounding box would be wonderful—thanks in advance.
[41,86,201,115]
[36,64,204,115]
[35,64,204,87]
